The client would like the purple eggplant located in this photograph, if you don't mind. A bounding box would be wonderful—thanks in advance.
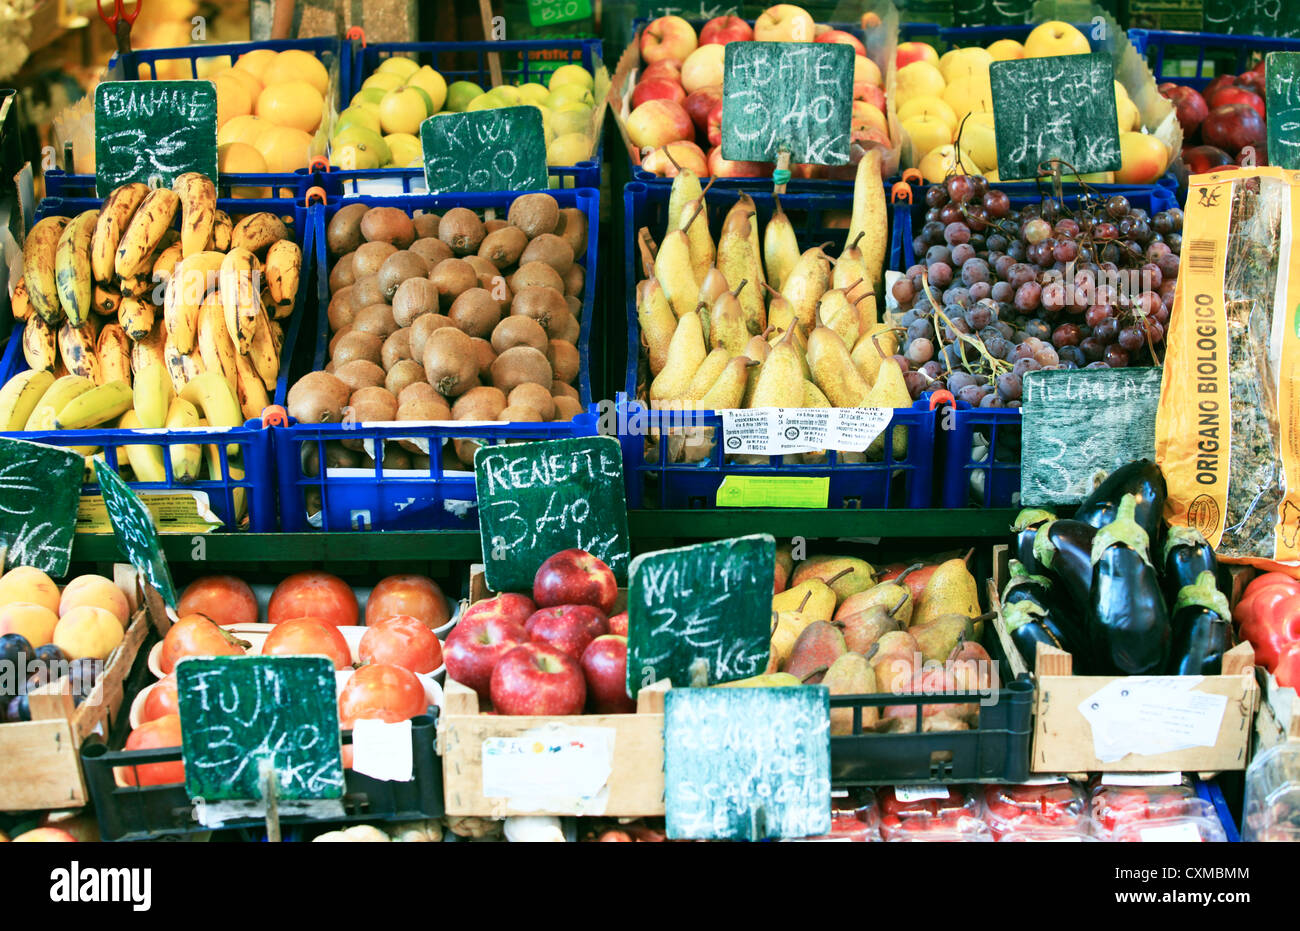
[1010,508,1055,574]
[1089,495,1170,675]
[1167,572,1231,676]
[1075,459,1167,543]
[1162,527,1223,604]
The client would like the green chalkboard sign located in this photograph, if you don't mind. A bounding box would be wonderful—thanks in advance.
[0,438,83,576]
[1021,366,1163,506]
[420,107,549,194]
[528,0,593,25]
[664,687,831,840]
[626,534,773,697]
[634,1,740,17]
[952,0,1034,25]
[1204,0,1300,38]
[721,41,855,166]
[475,436,631,594]
[96,463,177,608]
[94,80,218,198]
[1268,52,1300,170]
[990,53,1121,182]
[177,655,344,802]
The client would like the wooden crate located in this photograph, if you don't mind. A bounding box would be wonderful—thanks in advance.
[990,546,1258,774]
[0,568,157,811]
[438,565,666,818]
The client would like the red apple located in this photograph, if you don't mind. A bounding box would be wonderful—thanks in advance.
[490,643,585,716]
[641,140,708,177]
[1235,71,1267,98]
[632,77,686,110]
[1202,74,1237,102]
[853,81,886,111]
[443,613,528,697]
[581,635,634,714]
[459,592,536,631]
[533,548,618,614]
[639,60,681,84]
[684,85,722,135]
[707,145,770,178]
[525,604,609,660]
[700,15,753,45]
[640,14,697,65]
[896,41,939,70]
[681,44,725,94]
[1203,103,1266,154]
[1181,144,1233,175]
[1159,84,1209,136]
[706,99,723,147]
[608,611,628,636]
[626,99,694,151]
[815,29,867,57]
[1208,85,1265,120]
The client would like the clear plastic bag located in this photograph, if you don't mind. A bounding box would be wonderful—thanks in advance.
[982,781,1089,840]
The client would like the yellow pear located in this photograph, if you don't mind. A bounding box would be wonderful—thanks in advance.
[824,652,878,734]
[666,167,703,236]
[709,280,753,356]
[637,279,677,377]
[740,334,769,407]
[764,193,799,292]
[699,354,753,409]
[818,287,862,349]
[717,208,766,334]
[865,358,912,459]
[763,282,798,334]
[792,558,875,605]
[912,557,982,630]
[808,321,870,407]
[835,232,875,307]
[678,196,715,286]
[734,193,766,289]
[851,323,899,385]
[649,312,706,402]
[780,246,832,332]
[684,347,730,401]
[749,324,804,409]
[697,266,729,311]
[772,578,837,623]
[656,230,698,319]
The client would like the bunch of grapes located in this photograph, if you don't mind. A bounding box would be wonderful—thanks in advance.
[889,174,1182,408]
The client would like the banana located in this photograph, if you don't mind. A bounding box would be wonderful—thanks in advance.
[118,295,156,341]
[92,182,148,283]
[26,374,95,430]
[92,284,121,317]
[119,273,151,298]
[54,209,98,327]
[197,290,239,387]
[230,212,288,255]
[132,320,167,376]
[11,275,30,322]
[163,332,206,396]
[211,210,232,252]
[165,397,202,481]
[201,428,247,523]
[116,409,167,483]
[247,305,280,391]
[219,248,260,353]
[58,322,102,384]
[96,323,132,387]
[165,251,225,353]
[233,349,270,420]
[115,187,180,279]
[0,369,55,430]
[132,362,174,429]
[151,240,183,283]
[180,372,243,454]
[54,379,132,429]
[267,317,284,356]
[264,239,301,312]
[24,215,69,325]
[173,172,217,258]
[22,316,58,372]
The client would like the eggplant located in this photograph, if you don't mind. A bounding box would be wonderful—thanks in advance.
[1001,559,1053,608]
[1003,601,1071,668]
[1167,571,1232,676]
[1075,459,1167,543]
[1162,527,1223,603]
[1089,494,1170,675]
[1010,508,1056,574]
[1033,519,1097,608]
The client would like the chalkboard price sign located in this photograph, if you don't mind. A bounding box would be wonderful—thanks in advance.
[1021,366,1163,506]
[1205,0,1300,38]
[528,0,592,26]
[0,438,84,576]
[94,80,218,197]
[475,436,631,594]
[1267,52,1300,169]
[626,534,774,697]
[635,1,740,17]
[176,655,345,802]
[990,53,1121,181]
[721,41,855,166]
[420,107,549,194]
[664,687,831,840]
[96,463,178,608]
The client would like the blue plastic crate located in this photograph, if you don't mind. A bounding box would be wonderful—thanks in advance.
[0,193,311,531]
[1194,777,1241,842]
[1128,28,1300,90]
[44,169,308,201]
[274,188,601,532]
[621,179,935,510]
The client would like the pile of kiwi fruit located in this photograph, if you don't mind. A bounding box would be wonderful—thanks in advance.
[286,193,588,476]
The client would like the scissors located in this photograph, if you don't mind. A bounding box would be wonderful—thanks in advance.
[98,0,141,60]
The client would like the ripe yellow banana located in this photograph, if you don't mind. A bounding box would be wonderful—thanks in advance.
[58,322,102,384]
[96,323,132,387]
[22,316,58,372]
[163,332,206,396]
[26,374,95,430]
[165,397,202,481]
[173,172,217,258]
[54,379,132,429]
[132,362,174,429]
[180,372,243,454]
[230,212,288,255]
[0,369,55,430]
[118,295,156,342]
[24,215,69,326]
[247,305,280,391]
[232,349,270,420]
[264,239,301,312]
[92,284,121,317]
[220,248,260,353]
[115,187,180,279]
[197,290,238,387]
[267,317,284,356]
[92,182,148,283]
[11,275,30,322]
[132,320,168,376]
[119,273,151,298]
[116,409,167,483]
[211,210,232,252]
[165,251,224,353]
[201,428,247,523]
[151,240,183,283]
[54,210,98,327]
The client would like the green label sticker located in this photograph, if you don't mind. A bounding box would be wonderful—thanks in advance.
[716,476,830,508]
[94,80,218,198]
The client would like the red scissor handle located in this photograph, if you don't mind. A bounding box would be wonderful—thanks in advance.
[98,0,141,29]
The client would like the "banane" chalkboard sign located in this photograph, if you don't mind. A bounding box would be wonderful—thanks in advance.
[96,463,178,608]
[420,107,549,194]
[990,53,1121,181]
[94,80,218,198]
[1267,52,1300,170]
[0,438,83,576]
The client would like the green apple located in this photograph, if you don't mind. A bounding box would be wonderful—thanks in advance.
[363,72,402,92]
[548,64,593,91]
[335,105,382,136]
[551,108,590,138]
[333,142,381,171]
[546,85,594,110]
[445,80,485,112]
[379,87,429,135]
[377,56,419,79]
[488,85,522,105]
[332,126,391,166]
[351,88,386,108]
[405,84,435,117]
[547,131,591,166]
[466,94,497,111]
[384,132,423,168]
[516,82,550,104]
[408,66,447,113]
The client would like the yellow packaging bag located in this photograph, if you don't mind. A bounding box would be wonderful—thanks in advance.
[1156,166,1300,567]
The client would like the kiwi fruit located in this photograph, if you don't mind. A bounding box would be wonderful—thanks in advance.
[328,286,358,331]
[413,212,440,239]
[464,254,500,284]
[498,405,543,422]
[470,337,496,381]
[452,386,507,420]
[410,312,454,361]
[547,339,580,384]
[429,258,478,309]
[484,218,508,233]
[302,441,360,477]
[438,207,486,255]
[511,286,570,335]
[382,328,412,370]
[287,372,351,423]
[556,207,588,255]
[398,397,453,422]
[519,233,574,276]
[410,237,453,267]
[332,330,384,368]
[423,326,478,397]
[509,383,555,421]
[478,226,528,269]
[563,263,584,298]
[378,251,430,300]
[553,396,583,421]
[491,345,552,393]
[352,303,399,341]
[385,359,426,397]
[327,203,368,256]
[334,359,386,393]
[392,277,440,327]
[556,309,581,344]
[507,193,560,238]
[353,241,398,278]
[329,325,354,357]
[349,385,399,418]
[383,445,414,470]
[329,253,356,292]
[360,207,416,249]
[449,288,502,338]
[491,315,548,354]
[564,295,582,321]
[552,382,580,401]
[398,381,439,406]
[351,274,387,310]
[509,261,564,294]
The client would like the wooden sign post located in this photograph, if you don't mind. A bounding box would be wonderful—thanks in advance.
[94,80,218,197]
[0,438,84,576]
[420,107,549,194]
[96,463,178,609]
[1267,52,1300,170]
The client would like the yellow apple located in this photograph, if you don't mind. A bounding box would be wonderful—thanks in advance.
[918,144,978,182]
[333,142,381,171]
[898,95,958,132]
[408,67,448,113]
[1116,131,1167,183]
[958,111,998,172]
[335,106,382,136]
[552,108,591,137]
[489,85,522,105]
[363,72,402,93]
[548,131,593,165]
[853,101,888,136]
[854,55,883,88]
[445,81,484,112]
[466,94,497,111]
[1024,21,1091,57]
[902,116,952,156]
[384,133,422,167]
[1116,93,1140,132]
[546,84,594,109]
[378,88,427,135]
[549,63,594,90]
[986,38,1025,61]
[896,61,946,104]
[377,56,419,79]
[517,82,550,105]
[754,3,816,42]
[939,46,992,82]
[332,126,391,165]
[943,73,994,121]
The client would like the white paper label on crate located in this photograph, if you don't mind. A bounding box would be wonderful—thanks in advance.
[481,725,615,814]
[350,718,414,782]
[1101,772,1186,787]
[1078,678,1228,763]
[1020,775,1071,786]
[719,407,892,456]
[1139,822,1203,842]
[894,785,951,802]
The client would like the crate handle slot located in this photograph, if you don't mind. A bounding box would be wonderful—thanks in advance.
[928,389,954,411]
[890,180,913,204]
[304,185,326,206]
[261,404,288,428]
[346,26,367,48]
[308,155,330,173]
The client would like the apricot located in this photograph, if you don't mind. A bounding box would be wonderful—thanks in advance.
[59,575,131,628]
[0,566,60,614]
[0,603,58,647]
[53,607,124,661]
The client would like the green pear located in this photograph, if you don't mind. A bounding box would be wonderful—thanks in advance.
[792,557,875,605]
[912,557,981,630]
[717,672,802,688]
[910,613,975,663]
[824,652,878,735]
